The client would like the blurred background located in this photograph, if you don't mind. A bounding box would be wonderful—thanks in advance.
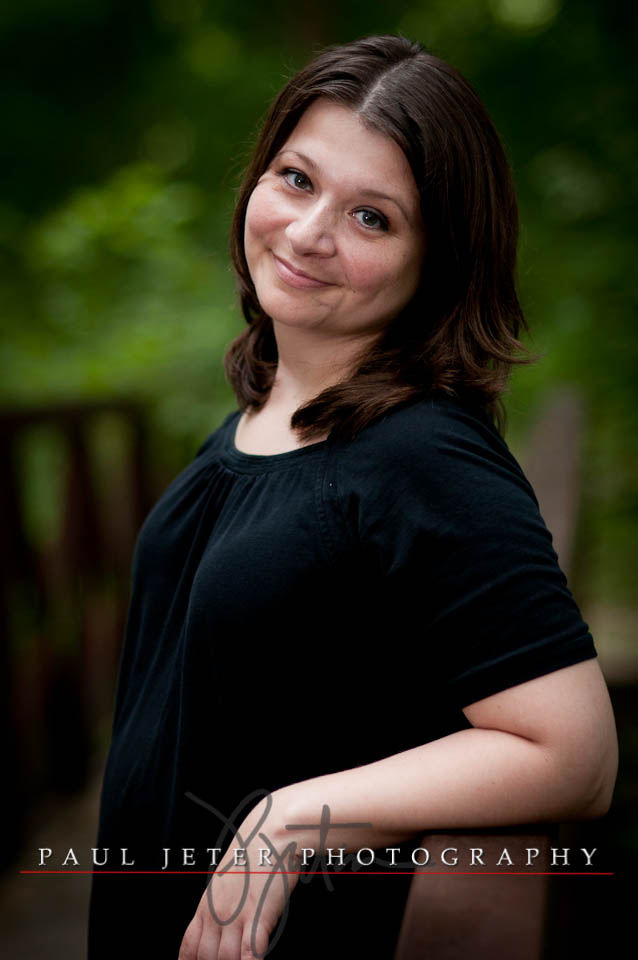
[0,0,635,956]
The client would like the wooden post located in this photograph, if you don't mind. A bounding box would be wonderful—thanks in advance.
[394,828,556,960]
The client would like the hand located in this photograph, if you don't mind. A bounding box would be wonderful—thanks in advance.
[178,798,301,959]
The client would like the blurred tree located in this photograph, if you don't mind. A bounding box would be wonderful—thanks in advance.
[1,0,636,607]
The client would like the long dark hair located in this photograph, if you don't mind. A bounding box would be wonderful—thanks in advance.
[224,34,535,441]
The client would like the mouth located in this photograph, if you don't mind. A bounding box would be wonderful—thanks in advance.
[272,254,333,289]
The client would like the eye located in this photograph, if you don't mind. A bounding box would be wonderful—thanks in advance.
[281,168,312,191]
[353,209,389,232]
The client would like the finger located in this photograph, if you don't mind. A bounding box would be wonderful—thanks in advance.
[241,920,270,960]
[214,924,242,960]
[178,913,203,959]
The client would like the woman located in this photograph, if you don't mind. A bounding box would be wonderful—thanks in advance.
[88,35,618,960]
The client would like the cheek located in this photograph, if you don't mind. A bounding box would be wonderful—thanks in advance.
[340,245,413,299]
[245,186,288,245]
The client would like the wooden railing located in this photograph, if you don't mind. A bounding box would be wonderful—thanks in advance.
[0,400,152,869]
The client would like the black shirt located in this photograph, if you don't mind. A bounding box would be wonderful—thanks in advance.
[88,393,596,958]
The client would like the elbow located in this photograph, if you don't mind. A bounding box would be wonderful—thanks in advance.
[580,752,619,820]
[576,787,614,821]
[564,733,619,821]
[550,681,620,822]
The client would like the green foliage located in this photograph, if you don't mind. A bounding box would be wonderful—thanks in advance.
[2,161,239,448]
[1,0,636,606]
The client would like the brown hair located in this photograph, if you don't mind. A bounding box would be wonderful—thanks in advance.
[224,34,535,441]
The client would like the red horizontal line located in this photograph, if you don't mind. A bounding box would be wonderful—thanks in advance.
[19,870,614,876]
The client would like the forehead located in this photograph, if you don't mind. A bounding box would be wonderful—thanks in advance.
[278,99,419,206]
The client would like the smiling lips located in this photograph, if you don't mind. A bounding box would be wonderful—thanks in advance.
[272,253,334,289]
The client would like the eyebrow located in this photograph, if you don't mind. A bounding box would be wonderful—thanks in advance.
[273,149,413,223]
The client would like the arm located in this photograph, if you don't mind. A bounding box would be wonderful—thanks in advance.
[266,657,617,856]
[179,658,617,959]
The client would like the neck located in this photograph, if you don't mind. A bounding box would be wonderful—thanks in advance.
[267,321,374,410]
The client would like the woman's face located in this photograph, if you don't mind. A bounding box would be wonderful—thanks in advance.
[243,99,426,346]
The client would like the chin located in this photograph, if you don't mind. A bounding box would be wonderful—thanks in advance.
[268,309,329,331]
[255,289,327,327]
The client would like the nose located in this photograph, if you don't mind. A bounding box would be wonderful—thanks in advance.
[285,200,336,258]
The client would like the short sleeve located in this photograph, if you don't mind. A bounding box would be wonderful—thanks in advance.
[329,396,597,709]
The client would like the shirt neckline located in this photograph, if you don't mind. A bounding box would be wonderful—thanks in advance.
[219,410,331,473]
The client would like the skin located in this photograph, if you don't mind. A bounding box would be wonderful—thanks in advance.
[178,101,619,958]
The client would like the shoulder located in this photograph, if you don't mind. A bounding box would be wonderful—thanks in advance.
[322,395,596,710]
[328,393,537,511]
[336,393,512,465]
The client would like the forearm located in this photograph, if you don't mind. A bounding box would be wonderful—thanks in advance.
[256,726,602,858]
